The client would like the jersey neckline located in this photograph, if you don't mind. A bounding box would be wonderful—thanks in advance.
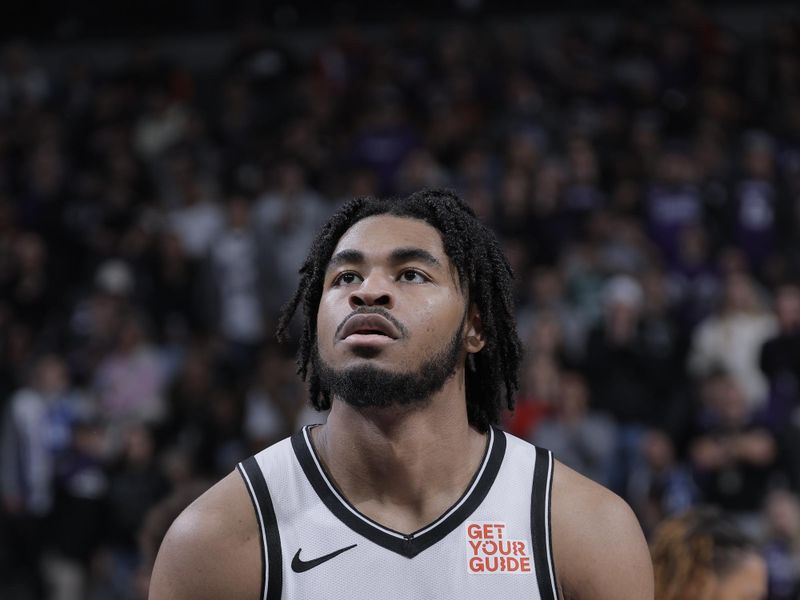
[290,425,507,559]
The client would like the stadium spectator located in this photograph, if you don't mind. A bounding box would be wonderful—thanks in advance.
[583,274,662,426]
[206,194,266,370]
[252,160,331,316]
[530,370,617,487]
[644,145,704,266]
[667,223,721,330]
[628,429,699,537]
[760,281,800,493]
[92,311,168,433]
[688,371,778,528]
[96,423,169,600]
[242,346,305,451]
[727,132,791,277]
[46,416,107,600]
[503,352,558,441]
[0,40,50,116]
[760,281,800,428]
[688,269,777,410]
[0,354,89,598]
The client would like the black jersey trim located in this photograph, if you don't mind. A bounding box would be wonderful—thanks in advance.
[291,426,506,559]
[237,456,283,600]
[530,447,558,600]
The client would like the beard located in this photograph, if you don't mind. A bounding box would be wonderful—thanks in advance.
[313,323,465,410]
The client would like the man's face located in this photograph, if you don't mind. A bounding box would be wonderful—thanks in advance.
[315,214,476,407]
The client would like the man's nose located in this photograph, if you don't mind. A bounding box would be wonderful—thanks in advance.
[349,276,394,309]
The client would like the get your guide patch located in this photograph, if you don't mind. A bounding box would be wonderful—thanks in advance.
[466,522,532,574]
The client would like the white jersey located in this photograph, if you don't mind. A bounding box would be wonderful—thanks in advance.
[237,426,559,600]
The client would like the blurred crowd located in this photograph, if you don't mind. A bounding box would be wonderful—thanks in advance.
[3,2,800,598]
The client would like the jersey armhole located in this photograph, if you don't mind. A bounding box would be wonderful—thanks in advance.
[237,456,283,600]
[530,446,559,600]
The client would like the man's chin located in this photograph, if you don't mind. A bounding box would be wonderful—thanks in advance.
[314,325,463,410]
[316,361,438,409]
[334,364,420,408]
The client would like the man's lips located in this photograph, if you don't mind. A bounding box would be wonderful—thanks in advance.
[337,314,401,341]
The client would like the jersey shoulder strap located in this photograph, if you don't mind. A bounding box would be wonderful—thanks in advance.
[531,444,559,600]
[237,454,283,600]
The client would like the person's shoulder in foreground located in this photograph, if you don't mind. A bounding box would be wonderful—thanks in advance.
[149,188,653,600]
[550,458,653,599]
[148,470,262,599]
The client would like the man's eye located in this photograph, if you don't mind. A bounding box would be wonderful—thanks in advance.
[400,270,427,283]
[333,272,362,286]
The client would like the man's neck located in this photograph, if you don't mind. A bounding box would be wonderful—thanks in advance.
[310,381,488,535]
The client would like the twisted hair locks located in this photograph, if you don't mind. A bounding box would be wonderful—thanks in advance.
[276,188,523,432]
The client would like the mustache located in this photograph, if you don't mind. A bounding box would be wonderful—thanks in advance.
[334,307,409,340]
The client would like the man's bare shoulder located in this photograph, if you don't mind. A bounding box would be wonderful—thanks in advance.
[148,470,261,600]
[551,460,653,600]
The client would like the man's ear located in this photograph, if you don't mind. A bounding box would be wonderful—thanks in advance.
[464,304,485,354]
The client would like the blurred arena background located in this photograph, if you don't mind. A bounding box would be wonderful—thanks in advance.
[2,0,800,598]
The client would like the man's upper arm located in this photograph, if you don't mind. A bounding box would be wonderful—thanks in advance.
[551,462,654,600]
[148,472,261,600]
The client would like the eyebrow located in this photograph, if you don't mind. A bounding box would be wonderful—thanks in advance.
[389,247,442,268]
[326,247,443,271]
[327,249,364,270]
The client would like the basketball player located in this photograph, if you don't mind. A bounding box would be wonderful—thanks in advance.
[149,189,653,599]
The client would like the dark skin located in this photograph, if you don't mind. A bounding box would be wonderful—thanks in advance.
[149,216,653,599]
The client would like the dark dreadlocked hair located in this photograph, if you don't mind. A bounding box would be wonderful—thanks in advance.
[276,188,523,432]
